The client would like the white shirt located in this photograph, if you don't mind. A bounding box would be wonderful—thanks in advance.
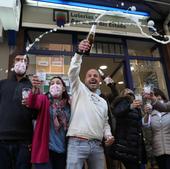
[67,53,112,140]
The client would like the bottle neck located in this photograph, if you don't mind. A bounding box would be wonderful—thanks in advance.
[98,69,105,80]
[89,24,96,33]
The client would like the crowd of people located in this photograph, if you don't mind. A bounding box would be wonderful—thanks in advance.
[0,39,169,169]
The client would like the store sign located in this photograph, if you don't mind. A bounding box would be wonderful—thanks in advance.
[53,9,128,30]
[37,60,49,66]
[54,10,149,35]
[22,5,149,37]
[36,56,64,74]
[69,11,126,29]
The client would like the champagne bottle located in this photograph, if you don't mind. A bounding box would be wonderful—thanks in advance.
[84,24,96,55]
[98,69,116,86]
[98,69,105,80]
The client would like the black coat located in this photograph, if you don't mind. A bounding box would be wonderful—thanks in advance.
[0,72,35,141]
[109,96,146,163]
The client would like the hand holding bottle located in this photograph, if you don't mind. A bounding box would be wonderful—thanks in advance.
[32,75,42,88]
[84,24,96,55]
[31,74,44,93]
[98,69,115,86]
[77,39,91,54]
[104,77,114,85]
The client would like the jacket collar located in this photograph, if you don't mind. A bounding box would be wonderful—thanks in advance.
[10,71,29,82]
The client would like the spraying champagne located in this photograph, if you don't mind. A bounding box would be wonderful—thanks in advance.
[84,24,96,55]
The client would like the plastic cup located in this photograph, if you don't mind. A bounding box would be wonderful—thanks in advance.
[22,88,31,99]
[36,72,46,82]
[143,84,154,94]
[36,72,46,93]
[135,94,142,101]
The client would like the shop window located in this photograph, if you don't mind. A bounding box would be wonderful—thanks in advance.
[78,34,123,55]
[27,54,71,93]
[151,47,160,58]
[80,57,125,93]
[102,43,109,54]
[92,42,123,55]
[114,43,123,55]
[109,43,115,54]
[27,31,73,52]
[130,60,168,97]
[91,43,97,53]
[27,53,125,94]
[127,40,160,57]
[96,42,102,54]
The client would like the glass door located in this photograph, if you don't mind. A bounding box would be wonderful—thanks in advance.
[80,57,125,94]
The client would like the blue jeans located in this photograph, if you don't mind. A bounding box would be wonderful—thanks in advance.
[0,141,31,169]
[66,137,105,169]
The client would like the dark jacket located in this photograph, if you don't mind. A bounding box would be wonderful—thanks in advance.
[101,83,118,135]
[0,72,34,141]
[109,95,146,163]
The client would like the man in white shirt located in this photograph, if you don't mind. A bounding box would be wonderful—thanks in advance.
[66,39,114,169]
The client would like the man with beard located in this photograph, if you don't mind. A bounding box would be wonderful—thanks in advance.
[66,39,114,169]
[0,51,35,169]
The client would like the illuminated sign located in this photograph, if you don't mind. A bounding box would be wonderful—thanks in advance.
[27,0,149,17]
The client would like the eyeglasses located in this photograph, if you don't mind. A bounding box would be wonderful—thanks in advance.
[15,58,27,63]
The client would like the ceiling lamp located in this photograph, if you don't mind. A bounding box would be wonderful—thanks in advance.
[99,65,107,70]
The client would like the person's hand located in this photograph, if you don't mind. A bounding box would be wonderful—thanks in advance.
[77,39,91,54]
[131,100,142,109]
[22,98,29,107]
[143,104,152,114]
[104,135,115,146]
[32,75,42,88]
[104,76,114,85]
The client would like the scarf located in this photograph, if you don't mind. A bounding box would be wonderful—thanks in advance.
[48,93,69,132]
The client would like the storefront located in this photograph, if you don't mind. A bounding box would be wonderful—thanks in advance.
[12,0,170,97]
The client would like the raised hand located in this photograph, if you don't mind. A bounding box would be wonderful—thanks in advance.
[143,103,153,114]
[31,75,43,93]
[104,76,114,85]
[131,100,142,109]
[77,39,91,54]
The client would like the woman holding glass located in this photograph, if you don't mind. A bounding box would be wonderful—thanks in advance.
[143,88,170,112]
[110,88,146,169]
[26,75,70,169]
[143,88,170,169]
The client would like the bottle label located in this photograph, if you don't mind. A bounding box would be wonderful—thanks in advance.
[85,24,96,55]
